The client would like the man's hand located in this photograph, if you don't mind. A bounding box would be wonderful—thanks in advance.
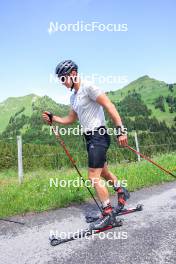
[117,135,128,147]
[42,109,77,125]
[42,111,53,125]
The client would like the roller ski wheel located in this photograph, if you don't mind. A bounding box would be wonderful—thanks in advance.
[49,235,62,246]
[136,204,143,211]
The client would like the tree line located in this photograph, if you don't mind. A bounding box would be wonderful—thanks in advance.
[0,92,176,171]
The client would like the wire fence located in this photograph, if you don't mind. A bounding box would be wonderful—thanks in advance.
[0,131,176,183]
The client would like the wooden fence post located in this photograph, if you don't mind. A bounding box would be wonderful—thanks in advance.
[17,135,23,184]
[134,131,141,162]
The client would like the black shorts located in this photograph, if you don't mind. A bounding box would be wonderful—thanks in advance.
[84,127,111,168]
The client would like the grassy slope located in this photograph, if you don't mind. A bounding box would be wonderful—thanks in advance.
[0,75,175,133]
[0,152,176,217]
[0,94,38,133]
[0,94,69,133]
[108,75,176,126]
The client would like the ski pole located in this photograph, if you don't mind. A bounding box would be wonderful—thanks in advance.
[0,218,25,225]
[45,112,103,214]
[125,145,176,179]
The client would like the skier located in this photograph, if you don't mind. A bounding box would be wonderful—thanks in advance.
[43,60,130,230]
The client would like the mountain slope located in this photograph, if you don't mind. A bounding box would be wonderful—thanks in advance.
[108,75,176,125]
[0,94,69,133]
[0,75,176,135]
[0,94,36,132]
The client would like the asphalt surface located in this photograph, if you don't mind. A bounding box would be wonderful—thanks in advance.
[0,181,176,264]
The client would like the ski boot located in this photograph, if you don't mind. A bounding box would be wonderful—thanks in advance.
[115,186,130,213]
[89,204,122,230]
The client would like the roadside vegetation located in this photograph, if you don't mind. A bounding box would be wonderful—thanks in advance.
[0,152,175,218]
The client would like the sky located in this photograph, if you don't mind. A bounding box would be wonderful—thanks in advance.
[0,0,176,104]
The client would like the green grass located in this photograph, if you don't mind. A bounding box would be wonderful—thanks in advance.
[0,152,176,218]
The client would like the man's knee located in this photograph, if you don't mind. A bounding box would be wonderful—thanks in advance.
[101,168,109,178]
[89,167,98,173]
[88,167,101,182]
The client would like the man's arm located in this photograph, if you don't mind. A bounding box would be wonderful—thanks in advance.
[96,93,122,126]
[42,109,77,125]
[96,93,127,146]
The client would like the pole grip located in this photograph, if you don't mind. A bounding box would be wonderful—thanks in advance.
[44,111,53,124]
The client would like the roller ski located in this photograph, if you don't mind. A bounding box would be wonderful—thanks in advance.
[49,206,123,247]
[49,219,123,246]
[86,204,143,223]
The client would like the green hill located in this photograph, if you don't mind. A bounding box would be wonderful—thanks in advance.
[0,94,69,133]
[0,79,176,169]
[0,75,176,139]
[0,94,36,133]
[108,75,176,126]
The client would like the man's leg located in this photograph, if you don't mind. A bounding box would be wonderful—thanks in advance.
[86,135,118,229]
[101,163,130,210]
[100,162,119,187]
[88,167,110,207]
[88,166,118,230]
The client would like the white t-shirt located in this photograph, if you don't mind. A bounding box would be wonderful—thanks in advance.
[70,81,106,132]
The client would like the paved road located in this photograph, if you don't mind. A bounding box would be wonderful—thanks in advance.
[0,182,176,264]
